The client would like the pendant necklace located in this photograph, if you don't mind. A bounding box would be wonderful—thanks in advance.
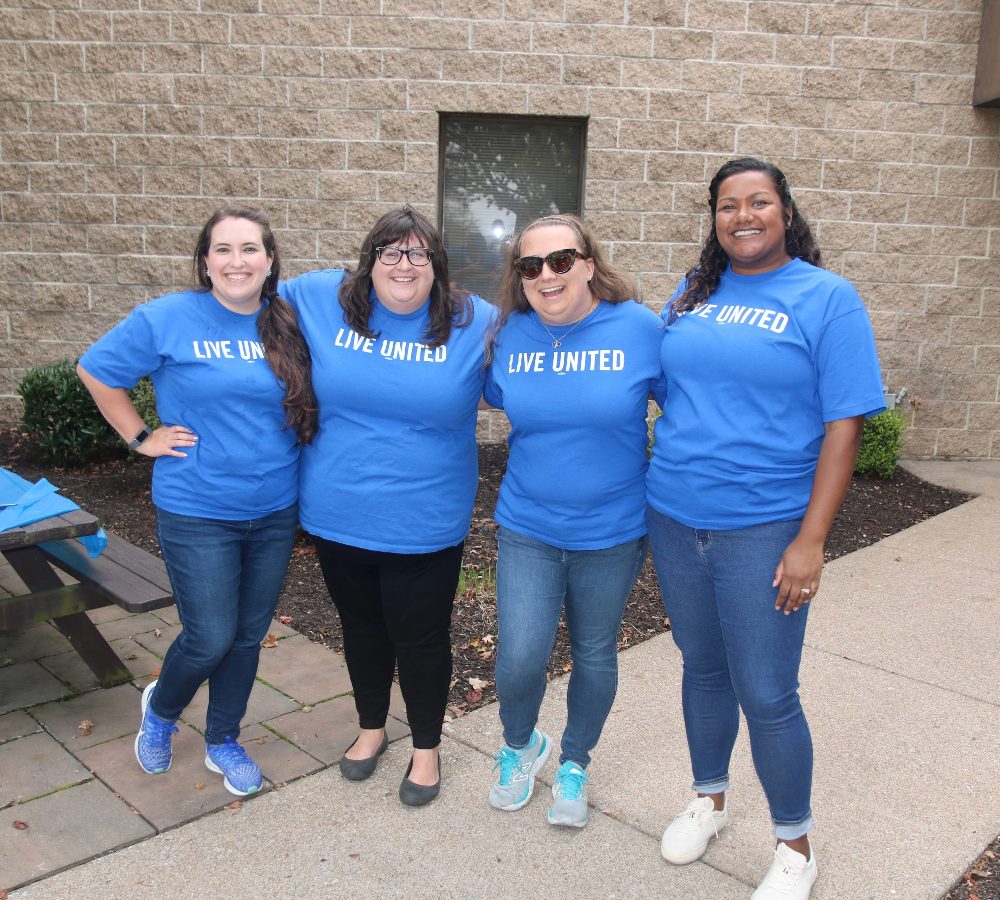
[540,300,598,349]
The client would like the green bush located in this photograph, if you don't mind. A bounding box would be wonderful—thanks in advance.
[854,408,907,480]
[18,359,159,466]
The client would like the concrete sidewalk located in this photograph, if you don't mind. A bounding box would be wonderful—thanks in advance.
[11,461,1000,900]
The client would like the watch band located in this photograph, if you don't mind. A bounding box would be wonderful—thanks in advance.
[127,425,153,451]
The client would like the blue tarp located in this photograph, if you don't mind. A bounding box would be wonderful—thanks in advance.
[0,467,107,558]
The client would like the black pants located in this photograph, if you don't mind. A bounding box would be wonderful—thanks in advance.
[312,535,464,749]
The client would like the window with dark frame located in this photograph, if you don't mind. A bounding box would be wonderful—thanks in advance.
[438,114,588,301]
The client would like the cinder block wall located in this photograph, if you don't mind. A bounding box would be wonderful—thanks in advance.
[0,0,998,456]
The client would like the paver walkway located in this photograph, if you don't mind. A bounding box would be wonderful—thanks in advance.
[5,459,999,899]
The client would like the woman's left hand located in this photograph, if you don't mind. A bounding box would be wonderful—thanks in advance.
[772,536,824,615]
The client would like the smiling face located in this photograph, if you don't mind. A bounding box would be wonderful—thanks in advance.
[205,216,272,314]
[714,170,793,276]
[370,232,436,315]
[518,224,596,326]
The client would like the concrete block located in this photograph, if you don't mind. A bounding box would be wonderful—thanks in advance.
[237,723,324,785]
[0,780,152,891]
[0,622,72,663]
[0,709,41,744]
[0,731,89,804]
[30,683,142,751]
[179,679,301,735]
[254,634,353,705]
[0,661,71,715]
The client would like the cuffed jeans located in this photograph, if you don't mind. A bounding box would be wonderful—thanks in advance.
[494,526,648,768]
[647,505,814,841]
[150,503,298,745]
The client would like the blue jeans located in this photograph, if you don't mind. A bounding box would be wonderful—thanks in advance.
[494,526,648,768]
[150,503,298,744]
[647,505,813,840]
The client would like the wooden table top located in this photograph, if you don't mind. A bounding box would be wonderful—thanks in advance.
[0,509,101,553]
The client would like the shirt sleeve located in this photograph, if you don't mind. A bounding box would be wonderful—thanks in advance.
[78,308,163,390]
[483,362,504,410]
[816,307,887,422]
[277,268,345,311]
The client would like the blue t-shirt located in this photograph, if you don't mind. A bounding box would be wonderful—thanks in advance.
[79,291,299,520]
[278,269,492,553]
[484,300,666,551]
[646,259,886,530]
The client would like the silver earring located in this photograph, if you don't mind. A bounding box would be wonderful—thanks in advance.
[266,268,272,277]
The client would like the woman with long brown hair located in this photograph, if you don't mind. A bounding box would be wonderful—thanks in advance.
[78,206,316,797]
[278,207,493,806]
[482,214,665,827]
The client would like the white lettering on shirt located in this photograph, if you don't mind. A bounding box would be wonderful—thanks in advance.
[378,339,448,363]
[507,350,627,374]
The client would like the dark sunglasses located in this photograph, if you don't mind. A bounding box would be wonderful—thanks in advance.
[514,248,587,280]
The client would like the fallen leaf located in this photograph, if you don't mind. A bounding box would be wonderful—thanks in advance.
[260,633,279,649]
[447,706,465,719]
[466,689,482,703]
[279,616,293,624]
[468,676,487,691]
[610,707,621,713]
[154,629,162,638]
[894,557,902,562]
[479,650,493,661]
[496,856,502,862]
[562,663,572,672]
[663,617,670,626]
[1,888,9,898]
[256,736,267,744]
[129,807,140,815]
[985,851,996,860]
[301,705,313,713]
[151,667,161,676]
[443,715,453,723]
[124,653,139,660]
[349,853,360,858]
[226,801,243,809]
[194,783,204,790]
[970,869,990,878]
[12,821,27,830]
[78,720,94,736]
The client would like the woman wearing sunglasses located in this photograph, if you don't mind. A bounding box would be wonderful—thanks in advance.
[482,214,665,827]
[278,207,493,806]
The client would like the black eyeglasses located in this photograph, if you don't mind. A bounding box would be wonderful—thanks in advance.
[376,246,433,266]
[514,248,586,280]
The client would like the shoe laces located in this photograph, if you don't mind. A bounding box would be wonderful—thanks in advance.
[554,765,589,801]
[144,710,178,748]
[208,735,254,769]
[675,799,721,838]
[492,746,525,786]
[762,845,808,894]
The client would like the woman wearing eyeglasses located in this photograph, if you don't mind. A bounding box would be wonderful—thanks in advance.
[278,207,493,806]
[481,214,665,827]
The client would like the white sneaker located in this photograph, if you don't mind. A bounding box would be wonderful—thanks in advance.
[752,842,817,900]
[660,795,728,864]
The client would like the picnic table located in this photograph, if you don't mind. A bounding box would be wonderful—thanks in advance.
[1,507,174,688]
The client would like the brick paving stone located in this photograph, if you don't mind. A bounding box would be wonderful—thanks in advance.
[85,605,132,625]
[264,694,411,766]
[132,622,181,656]
[151,604,180,625]
[237,723,323,785]
[0,709,41,743]
[36,649,101,693]
[0,661,71,715]
[0,731,89,804]
[179,678,301,735]
[109,636,161,680]
[95,613,165,642]
[31,683,141,751]
[254,634,353,705]
[0,779,153,892]
[0,559,27,596]
[75,722,259,832]
[0,622,72,664]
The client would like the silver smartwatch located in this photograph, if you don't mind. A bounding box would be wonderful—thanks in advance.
[127,425,153,450]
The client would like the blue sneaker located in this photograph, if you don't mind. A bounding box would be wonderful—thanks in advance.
[488,728,552,811]
[205,737,263,796]
[548,761,590,828]
[135,680,178,775]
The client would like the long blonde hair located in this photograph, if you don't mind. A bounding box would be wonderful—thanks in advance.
[484,214,638,367]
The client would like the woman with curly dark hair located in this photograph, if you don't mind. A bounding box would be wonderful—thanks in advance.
[278,207,493,807]
[650,159,885,899]
[78,206,316,797]
[481,214,665,828]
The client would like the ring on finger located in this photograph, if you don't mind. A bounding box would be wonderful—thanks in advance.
[800,588,811,594]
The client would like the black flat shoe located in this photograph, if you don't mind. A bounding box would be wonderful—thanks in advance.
[399,757,441,807]
[338,732,389,782]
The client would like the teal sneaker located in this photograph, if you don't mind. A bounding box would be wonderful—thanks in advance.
[488,729,552,811]
[548,761,590,828]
